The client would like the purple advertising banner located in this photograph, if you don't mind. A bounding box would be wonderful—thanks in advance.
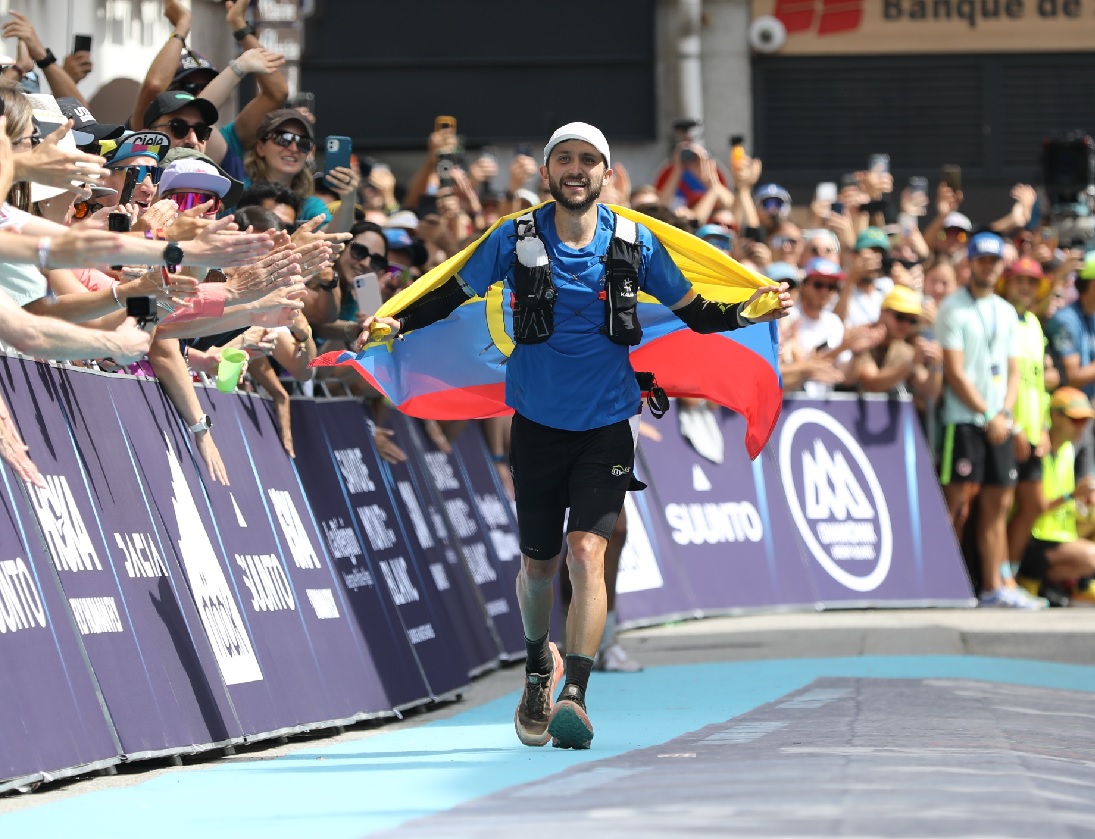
[386,413,501,675]
[448,425,525,660]
[0,418,120,788]
[636,403,817,615]
[195,388,392,724]
[116,376,287,735]
[54,369,244,751]
[300,400,470,700]
[0,358,231,757]
[290,398,430,708]
[770,396,974,607]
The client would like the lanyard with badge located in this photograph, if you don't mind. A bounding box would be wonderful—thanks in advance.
[967,287,1001,390]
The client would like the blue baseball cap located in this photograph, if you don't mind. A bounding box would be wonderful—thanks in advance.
[696,223,734,250]
[754,184,792,216]
[967,231,1005,260]
[765,261,801,286]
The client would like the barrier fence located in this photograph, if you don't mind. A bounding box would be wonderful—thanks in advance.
[0,359,973,792]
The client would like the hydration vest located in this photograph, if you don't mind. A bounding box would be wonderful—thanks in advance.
[510,208,644,346]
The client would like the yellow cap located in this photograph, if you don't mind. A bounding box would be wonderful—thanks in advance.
[881,285,922,316]
[1050,387,1095,419]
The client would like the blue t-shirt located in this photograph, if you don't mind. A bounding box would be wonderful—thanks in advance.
[460,203,691,431]
[1047,300,1095,399]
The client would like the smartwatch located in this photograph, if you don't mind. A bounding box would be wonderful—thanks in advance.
[35,49,58,70]
[163,241,184,273]
[189,414,212,434]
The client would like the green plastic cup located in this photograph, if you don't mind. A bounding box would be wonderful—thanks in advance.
[216,348,248,393]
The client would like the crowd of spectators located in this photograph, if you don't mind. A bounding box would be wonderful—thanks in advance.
[0,1,1091,611]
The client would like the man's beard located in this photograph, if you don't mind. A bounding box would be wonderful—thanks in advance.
[548,173,602,212]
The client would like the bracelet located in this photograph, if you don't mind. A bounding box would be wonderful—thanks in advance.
[35,49,57,70]
[169,33,186,45]
[111,283,123,309]
[233,24,256,42]
[490,453,507,464]
[228,59,246,79]
[36,237,51,271]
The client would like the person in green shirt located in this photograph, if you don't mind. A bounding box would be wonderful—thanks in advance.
[998,257,1060,572]
[1016,387,1095,605]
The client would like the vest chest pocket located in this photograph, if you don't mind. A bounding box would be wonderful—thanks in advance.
[511,262,555,344]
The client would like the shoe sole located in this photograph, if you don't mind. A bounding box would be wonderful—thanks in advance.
[548,700,593,750]
[514,642,563,747]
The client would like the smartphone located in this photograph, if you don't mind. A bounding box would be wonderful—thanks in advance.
[118,167,141,205]
[942,164,962,192]
[730,134,746,166]
[841,172,859,189]
[73,34,93,54]
[324,136,352,180]
[743,226,764,243]
[908,175,929,196]
[830,201,845,216]
[679,147,698,164]
[868,153,890,174]
[516,143,532,158]
[436,151,457,187]
[435,115,457,133]
[353,272,383,316]
[815,181,837,203]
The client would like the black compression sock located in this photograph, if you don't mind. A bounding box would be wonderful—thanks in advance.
[525,632,552,675]
[563,653,595,703]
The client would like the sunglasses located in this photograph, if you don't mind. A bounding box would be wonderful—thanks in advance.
[113,164,163,185]
[941,229,968,243]
[761,199,785,212]
[807,279,839,291]
[1011,274,1041,284]
[771,235,800,248]
[154,118,213,142]
[72,199,104,220]
[893,313,919,326]
[264,131,315,153]
[165,190,222,213]
[348,243,388,272]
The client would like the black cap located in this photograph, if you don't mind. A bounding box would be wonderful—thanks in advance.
[56,97,125,150]
[143,92,218,131]
[170,49,218,91]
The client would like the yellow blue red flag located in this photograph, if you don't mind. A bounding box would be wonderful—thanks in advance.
[313,203,783,459]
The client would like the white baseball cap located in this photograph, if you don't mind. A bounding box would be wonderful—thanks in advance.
[543,122,611,168]
[157,158,231,198]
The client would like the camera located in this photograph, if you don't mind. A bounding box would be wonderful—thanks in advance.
[126,295,157,327]
[108,210,131,271]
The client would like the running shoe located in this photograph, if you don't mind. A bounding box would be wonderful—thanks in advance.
[978,587,1043,609]
[549,684,594,750]
[514,642,563,747]
[594,642,643,672]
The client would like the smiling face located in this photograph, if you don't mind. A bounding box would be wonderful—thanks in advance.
[255,119,311,180]
[338,229,387,281]
[541,140,610,213]
[104,154,160,209]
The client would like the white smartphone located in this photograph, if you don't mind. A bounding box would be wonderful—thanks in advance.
[353,272,383,315]
[815,181,837,203]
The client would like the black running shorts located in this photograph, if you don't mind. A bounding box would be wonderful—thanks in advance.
[509,413,636,561]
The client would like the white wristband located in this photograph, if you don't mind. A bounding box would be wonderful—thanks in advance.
[36,237,51,271]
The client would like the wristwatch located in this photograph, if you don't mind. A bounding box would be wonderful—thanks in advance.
[163,241,184,273]
[189,414,212,434]
[233,24,256,42]
[35,49,57,70]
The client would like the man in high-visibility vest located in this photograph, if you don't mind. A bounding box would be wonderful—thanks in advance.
[1016,387,1095,605]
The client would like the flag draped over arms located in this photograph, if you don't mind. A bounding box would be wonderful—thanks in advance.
[312,203,783,459]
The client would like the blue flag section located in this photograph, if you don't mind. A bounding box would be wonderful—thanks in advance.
[0,357,974,793]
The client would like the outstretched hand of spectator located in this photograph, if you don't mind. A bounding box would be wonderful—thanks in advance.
[164,0,191,35]
[16,120,109,200]
[3,10,49,64]
[291,214,352,248]
[225,0,251,31]
[373,427,407,464]
[1009,183,1037,228]
[109,318,153,364]
[936,182,963,216]
[132,199,180,234]
[194,432,229,486]
[507,153,539,193]
[0,394,44,488]
[186,216,274,268]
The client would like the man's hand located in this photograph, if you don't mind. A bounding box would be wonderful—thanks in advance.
[507,154,539,193]
[233,47,285,76]
[936,182,963,216]
[14,121,109,200]
[225,0,250,31]
[744,283,793,323]
[0,397,45,488]
[985,413,1011,446]
[291,214,351,248]
[164,0,191,35]
[373,427,407,464]
[194,432,230,486]
[63,50,92,83]
[356,314,402,347]
[132,199,180,234]
[3,11,48,63]
[110,318,153,365]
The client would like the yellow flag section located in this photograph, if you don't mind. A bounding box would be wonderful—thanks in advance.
[364,201,778,345]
